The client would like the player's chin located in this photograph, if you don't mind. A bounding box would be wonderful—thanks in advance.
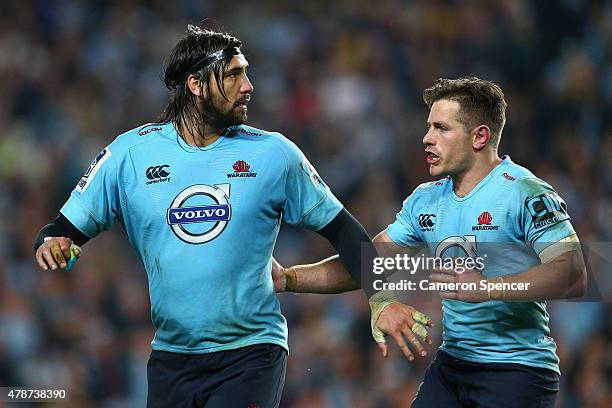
[233,108,248,123]
[429,164,444,177]
[223,112,247,127]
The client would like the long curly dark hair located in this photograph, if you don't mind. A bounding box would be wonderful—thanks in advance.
[155,24,242,143]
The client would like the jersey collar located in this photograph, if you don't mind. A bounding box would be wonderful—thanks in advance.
[449,155,512,201]
[173,124,227,152]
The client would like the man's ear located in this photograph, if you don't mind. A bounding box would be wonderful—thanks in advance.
[187,74,204,96]
[472,125,491,151]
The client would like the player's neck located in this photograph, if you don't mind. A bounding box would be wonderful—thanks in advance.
[178,122,222,147]
[452,154,503,198]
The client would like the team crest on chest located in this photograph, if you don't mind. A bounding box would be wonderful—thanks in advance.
[227,160,257,178]
[472,211,500,231]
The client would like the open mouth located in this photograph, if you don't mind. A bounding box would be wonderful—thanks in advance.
[235,98,250,110]
[426,151,440,165]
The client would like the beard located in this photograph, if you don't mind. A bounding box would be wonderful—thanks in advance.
[201,95,249,131]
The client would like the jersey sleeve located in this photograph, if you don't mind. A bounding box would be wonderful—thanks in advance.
[386,192,422,247]
[517,178,578,262]
[280,139,342,230]
[60,146,121,238]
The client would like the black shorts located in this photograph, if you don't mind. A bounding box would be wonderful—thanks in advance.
[146,343,287,408]
[412,350,560,408]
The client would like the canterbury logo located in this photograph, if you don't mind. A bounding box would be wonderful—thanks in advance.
[418,213,436,230]
[146,165,170,179]
[145,165,171,185]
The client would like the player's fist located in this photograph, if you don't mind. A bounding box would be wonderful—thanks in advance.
[35,237,81,271]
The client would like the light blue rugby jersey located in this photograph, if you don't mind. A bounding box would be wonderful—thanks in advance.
[61,123,343,354]
[387,156,576,373]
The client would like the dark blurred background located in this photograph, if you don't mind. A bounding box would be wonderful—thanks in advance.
[1,0,611,407]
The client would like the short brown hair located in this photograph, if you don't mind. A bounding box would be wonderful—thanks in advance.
[423,77,507,149]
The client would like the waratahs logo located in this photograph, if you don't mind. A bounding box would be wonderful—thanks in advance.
[472,211,499,230]
[227,160,257,178]
[167,184,231,244]
[478,211,492,225]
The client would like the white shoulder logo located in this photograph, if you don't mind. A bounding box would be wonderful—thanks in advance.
[76,148,112,193]
[301,159,324,186]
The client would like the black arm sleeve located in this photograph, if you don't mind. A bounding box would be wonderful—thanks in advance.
[316,207,379,298]
[33,213,90,252]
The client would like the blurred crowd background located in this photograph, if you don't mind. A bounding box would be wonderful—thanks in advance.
[1,0,611,407]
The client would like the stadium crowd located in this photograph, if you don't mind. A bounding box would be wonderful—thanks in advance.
[0,0,610,406]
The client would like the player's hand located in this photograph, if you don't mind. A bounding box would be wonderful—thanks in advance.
[429,265,489,302]
[35,237,81,271]
[374,302,433,361]
[271,257,287,292]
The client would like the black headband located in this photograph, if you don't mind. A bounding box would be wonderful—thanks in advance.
[182,46,241,80]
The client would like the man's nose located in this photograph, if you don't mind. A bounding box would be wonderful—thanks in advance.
[241,75,254,93]
[423,130,434,146]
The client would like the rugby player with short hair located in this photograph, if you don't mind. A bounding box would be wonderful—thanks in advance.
[273,76,586,407]
[33,24,431,407]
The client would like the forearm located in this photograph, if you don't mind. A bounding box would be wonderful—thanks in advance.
[316,208,380,298]
[286,255,359,294]
[34,213,89,251]
[489,250,586,301]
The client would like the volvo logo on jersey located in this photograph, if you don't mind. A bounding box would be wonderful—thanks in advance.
[167,184,232,244]
[472,211,499,230]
